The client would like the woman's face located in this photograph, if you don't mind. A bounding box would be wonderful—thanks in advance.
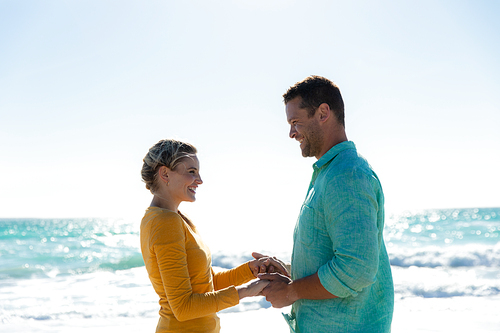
[167,155,203,204]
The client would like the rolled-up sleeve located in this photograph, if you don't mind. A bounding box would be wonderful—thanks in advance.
[317,168,380,298]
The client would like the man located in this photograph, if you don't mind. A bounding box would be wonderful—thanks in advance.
[259,76,394,332]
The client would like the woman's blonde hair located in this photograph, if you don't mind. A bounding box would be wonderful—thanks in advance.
[141,139,197,194]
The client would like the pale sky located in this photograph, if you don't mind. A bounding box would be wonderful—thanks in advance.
[1,1,499,251]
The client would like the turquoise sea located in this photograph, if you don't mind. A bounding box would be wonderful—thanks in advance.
[1,207,499,329]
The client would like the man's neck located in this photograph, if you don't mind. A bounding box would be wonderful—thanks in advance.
[316,130,348,159]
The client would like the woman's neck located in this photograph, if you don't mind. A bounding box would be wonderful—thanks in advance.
[150,194,178,212]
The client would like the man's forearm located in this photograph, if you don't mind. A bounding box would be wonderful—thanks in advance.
[291,272,338,301]
[259,271,338,308]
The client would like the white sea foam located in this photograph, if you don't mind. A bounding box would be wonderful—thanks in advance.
[0,268,158,323]
[392,266,500,298]
[388,243,500,268]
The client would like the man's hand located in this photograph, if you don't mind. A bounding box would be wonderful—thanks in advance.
[258,273,298,308]
[249,252,290,277]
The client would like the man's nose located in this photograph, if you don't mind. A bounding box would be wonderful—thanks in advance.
[289,125,297,139]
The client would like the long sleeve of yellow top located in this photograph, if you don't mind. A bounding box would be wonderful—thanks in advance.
[140,207,255,332]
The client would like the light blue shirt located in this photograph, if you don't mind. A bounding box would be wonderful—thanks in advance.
[289,141,394,333]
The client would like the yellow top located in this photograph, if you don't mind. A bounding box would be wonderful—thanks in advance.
[140,207,255,332]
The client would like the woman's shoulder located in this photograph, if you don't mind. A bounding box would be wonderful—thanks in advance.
[142,207,185,230]
[141,208,188,245]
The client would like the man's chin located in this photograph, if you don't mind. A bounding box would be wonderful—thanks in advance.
[301,151,308,157]
[300,147,311,157]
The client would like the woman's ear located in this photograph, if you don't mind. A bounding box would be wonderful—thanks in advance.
[158,166,170,183]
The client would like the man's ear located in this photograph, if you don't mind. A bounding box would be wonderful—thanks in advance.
[158,166,170,183]
[317,103,331,123]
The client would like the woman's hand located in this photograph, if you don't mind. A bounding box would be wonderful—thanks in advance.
[248,252,290,278]
[236,279,270,299]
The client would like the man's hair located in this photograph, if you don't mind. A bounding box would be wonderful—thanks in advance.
[283,75,345,127]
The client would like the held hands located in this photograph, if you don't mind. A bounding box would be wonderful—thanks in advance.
[239,252,290,301]
[248,252,290,278]
[258,273,296,308]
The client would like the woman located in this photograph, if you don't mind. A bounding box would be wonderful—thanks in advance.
[140,139,287,332]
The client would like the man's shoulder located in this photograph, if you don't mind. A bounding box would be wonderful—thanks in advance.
[326,147,371,174]
[318,149,380,192]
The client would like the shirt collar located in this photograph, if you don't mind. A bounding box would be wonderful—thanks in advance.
[313,141,356,170]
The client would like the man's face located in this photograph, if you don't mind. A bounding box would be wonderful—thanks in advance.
[286,97,323,158]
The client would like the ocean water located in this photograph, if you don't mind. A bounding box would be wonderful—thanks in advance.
[1,207,499,329]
